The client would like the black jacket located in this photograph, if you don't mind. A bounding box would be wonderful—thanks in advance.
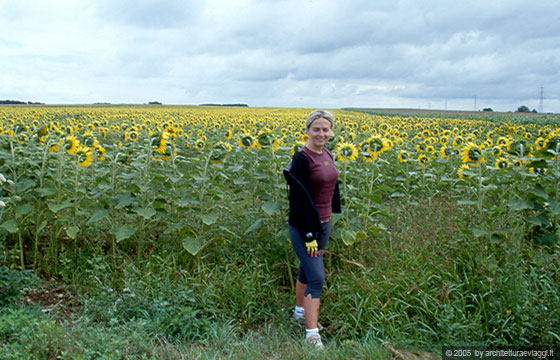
[283,150,342,237]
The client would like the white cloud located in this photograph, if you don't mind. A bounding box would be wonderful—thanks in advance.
[1,0,559,112]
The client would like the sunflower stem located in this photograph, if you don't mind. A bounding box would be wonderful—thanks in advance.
[33,143,51,270]
[343,159,349,228]
[9,139,25,269]
[199,150,213,207]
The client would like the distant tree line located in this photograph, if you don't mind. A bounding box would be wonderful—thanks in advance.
[0,99,44,105]
[484,105,541,113]
[517,105,538,113]
[198,103,249,107]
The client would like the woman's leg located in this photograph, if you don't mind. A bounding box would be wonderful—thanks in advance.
[296,280,306,307]
[304,294,320,329]
[290,222,331,330]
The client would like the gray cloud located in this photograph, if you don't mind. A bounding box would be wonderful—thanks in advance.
[1,0,559,112]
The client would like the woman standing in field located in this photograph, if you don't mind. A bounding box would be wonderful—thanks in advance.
[283,109,341,349]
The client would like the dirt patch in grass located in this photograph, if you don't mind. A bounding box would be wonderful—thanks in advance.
[21,281,80,320]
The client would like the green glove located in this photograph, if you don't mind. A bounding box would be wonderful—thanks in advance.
[305,240,319,252]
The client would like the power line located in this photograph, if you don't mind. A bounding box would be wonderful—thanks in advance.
[538,85,544,113]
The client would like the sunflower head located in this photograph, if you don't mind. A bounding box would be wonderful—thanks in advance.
[64,135,80,155]
[494,158,509,169]
[452,136,464,147]
[239,134,254,149]
[491,146,503,157]
[366,136,386,154]
[17,133,28,144]
[440,146,453,159]
[545,136,560,153]
[209,141,232,164]
[335,142,358,163]
[257,129,273,148]
[507,140,528,157]
[125,130,139,142]
[291,141,305,155]
[461,142,483,163]
[75,146,93,167]
[95,146,107,161]
[417,154,430,167]
[398,150,410,163]
[82,131,98,148]
[155,133,170,154]
[194,138,206,151]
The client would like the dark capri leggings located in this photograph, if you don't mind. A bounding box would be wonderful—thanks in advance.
[289,221,331,299]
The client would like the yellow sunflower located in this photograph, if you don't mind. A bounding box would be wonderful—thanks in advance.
[155,133,170,154]
[290,141,305,155]
[439,146,453,160]
[209,141,233,164]
[64,135,80,155]
[335,142,359,163]
[494,158,509,169]
[95,146,107,161]
[491,146,503,157]
[417,154,430,167]
[125,129,139,142]
[194,138,206,151]
[238,134,255,149]
[398,150,410,163]
[460,142,483,164]
[49,138,64,152]
[496,136,511,149]
[452,136,464,147]
[256,129,274,149]
[75,147,93,167]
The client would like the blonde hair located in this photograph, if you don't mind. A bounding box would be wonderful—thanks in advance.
[305,109,335,129]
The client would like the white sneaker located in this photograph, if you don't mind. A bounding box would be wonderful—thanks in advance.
[306,333,324,350]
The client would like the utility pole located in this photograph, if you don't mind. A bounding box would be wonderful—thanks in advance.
[538,85,544,113]
[474,96,477,111]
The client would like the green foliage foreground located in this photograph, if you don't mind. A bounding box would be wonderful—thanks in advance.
[1,193,559,358]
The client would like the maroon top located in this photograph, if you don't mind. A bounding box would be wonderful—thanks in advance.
[301,146,339,222]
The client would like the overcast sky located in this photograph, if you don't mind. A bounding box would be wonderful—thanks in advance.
[1,0,559,112]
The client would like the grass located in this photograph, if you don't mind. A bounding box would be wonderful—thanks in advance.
[1,193,559,358]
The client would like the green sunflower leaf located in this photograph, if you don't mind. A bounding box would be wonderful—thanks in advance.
[233,177,248,185]
[197,213,218,225]
[47,200,73,213]
[66,226,79,239]
[182,236,204,256]
[470,226,488,238]
[508,198,534,211]
[15,203,34,219]
[87,208,109,225]
[175,195,199,207]
[341,230,356,246]
[525,214,549,227]
[112,192,136,209]
[0,219,18,233]
[244,218,263,235]
[133,207,157,220]
[549,199,560,216]
[261,201,281,215]
[110,224,136,242]
[528,184,548,200]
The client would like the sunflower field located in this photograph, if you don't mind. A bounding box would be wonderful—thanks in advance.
[1,106,559,355]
